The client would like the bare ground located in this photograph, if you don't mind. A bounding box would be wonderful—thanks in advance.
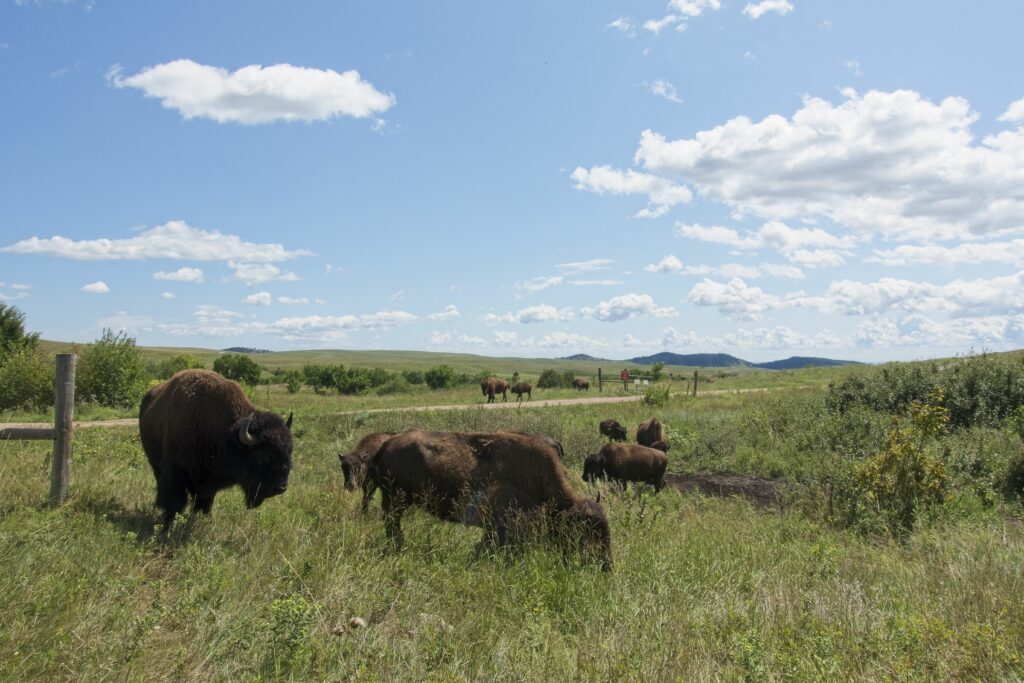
[664,473,783,508]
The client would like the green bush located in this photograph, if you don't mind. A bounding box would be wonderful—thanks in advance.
[212,353,262,386]
[0,348,54,411]
[283,370,303,394]
[75,329,148,408]
[0,303,40,359]
[537,369,562,389]
[641,384,671,407]
[424,364,456,390]
[153,353,204,380]
[401,370,425,385]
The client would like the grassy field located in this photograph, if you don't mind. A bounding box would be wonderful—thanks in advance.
[2,376,1024,680]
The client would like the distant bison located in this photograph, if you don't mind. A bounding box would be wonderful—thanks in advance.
[599,419,628,442]
[481,377,509,403]
[139,369,293,529]
[572,378,590,392]
[636,417,667,450]
[368,430,611,570]
[339,430,395,492]
[511,382,532,402]
[583,442,668,492]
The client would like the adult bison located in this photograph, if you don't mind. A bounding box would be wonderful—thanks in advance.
[636,417,668,450]
[599,419,628,442]
[339,431,395,491]
[367,430,611,570]
[571,378,590,392]
[481,377,509,403]
[583,442,669,492]
[139,369,293,529]
[511,382,532,402]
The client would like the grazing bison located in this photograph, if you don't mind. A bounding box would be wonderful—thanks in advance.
[481,377,510,403]
[367,430,611,570]
[583,442,668,492]
[511,382,532,402]
[339,431,395,491]
[636,417,667,449]
[139,369,293,529]
[571,378,590,391]
[497,430,566,459]
[599,419,628,442]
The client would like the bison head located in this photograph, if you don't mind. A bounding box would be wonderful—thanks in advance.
[582,453,605,483]
[560,499,612,572]
[650,440,670,453]
[231,411,293,508]
[480,380,490,396]
[339,451,368,491]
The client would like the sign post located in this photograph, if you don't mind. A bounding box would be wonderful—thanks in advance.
[620,369,629,392]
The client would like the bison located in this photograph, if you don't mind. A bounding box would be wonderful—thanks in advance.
[583,442,669,492]
[139,369,293,529]
[367,430,611,570]
[636,417,668,450]
[599,419,628,442]
[571,378,590,391]
[511,382,532,402]
[481,377,509,403]
[339,430,395,492]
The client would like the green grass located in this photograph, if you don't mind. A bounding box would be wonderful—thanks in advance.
[2,388,1024,680]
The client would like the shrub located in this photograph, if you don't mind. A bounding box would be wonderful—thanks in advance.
[75,329,148,408]
[302,364,334,393]
[213,353,262,386]
[153,353,204,380]
[650,361,666,382]
[641,384,671,407]
[376,375,413,395]
[537,369,562,389]
[401,370,425,385]
[283,370,303,394]
[0,303,40,359]
[424,364,456,390]
[0,348,54,411]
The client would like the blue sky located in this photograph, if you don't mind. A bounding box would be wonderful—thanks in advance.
[2,1,1023,362]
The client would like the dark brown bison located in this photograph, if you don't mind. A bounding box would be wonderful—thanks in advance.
[339,431,395,491]
[599,419,628,442]
[481,377,509,403]
[511,382,532,402]
[139,369,293,529]
[636,417,668,449]
[497,430,566,459]
[367,430,611,570]
[583,442,668,492]
[572,378,590,391]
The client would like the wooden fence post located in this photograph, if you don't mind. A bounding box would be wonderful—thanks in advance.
[598,368,602,393]
[692,370,699,397]
[49,353,76,505]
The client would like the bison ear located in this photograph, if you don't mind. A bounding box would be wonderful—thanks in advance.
[474,438,495,458]
[285,412,293,429]
[239,414,258,446]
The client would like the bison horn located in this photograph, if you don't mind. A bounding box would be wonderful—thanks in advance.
[285,412,293,429]
[239,414,258,446]
[595,492,602,504]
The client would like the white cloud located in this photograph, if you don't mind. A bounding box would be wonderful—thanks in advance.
[627,89,1024,242]
[998,97,1024,123]
[643,14,682,34]
[96,311,156,334]
[483,304,574,325]
[153,266,204,283]
[743,0,794,19]
[428,330,486,348]
[160,292,175,300]
[0,282,31,301]
[870,239,1024,267]
[662,326,700,348]
[645,254,684,273]
[163,308,420,343]
[571,165,692,218]
[243,291,272,306]
[534,332,613,350]
[493,331,518,346]
[680,262,805,279]
[648,79,682,104]
[853,314,1024,349]
[844,60,862,77]
[3,220,310,262]
[581,293,677,322]
[390,289,404,301]
[670,0,721,17]
[229,261,299,286]
[277,296,309,305]
[81,281,109,294]
[557,258,614,272]
[569,279,625,286]
[110,59,395,125]
[426,304,460,321]
[675,220,855,267]
[516,275,564,293]
[606,17,636,36]
[687,278,782,320]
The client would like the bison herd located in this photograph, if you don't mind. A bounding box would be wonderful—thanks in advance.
[140,369,672,572]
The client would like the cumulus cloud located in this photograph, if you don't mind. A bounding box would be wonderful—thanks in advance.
[675,220,855,267]
[570,165,692,218]
[999,97,1024,123]
[679,262,805,279]
[493,330,518,346]
[670,0,722,16]
[687,278,783,320]
[229,261,299,286]
[426,304,460,321]
[242,291,272,306]
[0,282,31,301]
[81,281,109,294]
[569,279,625,286]
[645,254,684,273]
[557,258,614,272]
[483,304,574,325]
[615,89,1024,242]
[606,17,636,36]
[277,296,309,305]
[4,220,310,262]
[516,275,564,293]
[648,78,682,104]
[743,0,794,19]
[153,266,204,283]
[160,292,175,300]
[581,293,677,322]
[643,14,683,34]
[870,239,1024,267]
[428,330,486,348]
[109,59,395,125]
[853,314,1024,349]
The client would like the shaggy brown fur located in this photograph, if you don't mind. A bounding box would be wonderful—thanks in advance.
[139,369,293,529]
[583,442,668,492]
[368,430,611,570]
[511,382,532,402]
[480,377,510,403]
[599,419,628,442]
[572,378,590,391]
[636,417,667,449]
[339,431,395,495]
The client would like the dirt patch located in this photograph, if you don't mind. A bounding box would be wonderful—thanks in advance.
[664,473,782,509]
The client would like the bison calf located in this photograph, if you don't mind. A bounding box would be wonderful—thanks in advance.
[511,382,532,402]
[139,369,294,529]
[599,419,628,442]
[636,417,668,449]
[338,431,395,509]
[368,430,611,570]
[583,442,668,492]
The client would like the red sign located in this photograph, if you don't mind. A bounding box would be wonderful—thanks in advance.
[620,369,629,381]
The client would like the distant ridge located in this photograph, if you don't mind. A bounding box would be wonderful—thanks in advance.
[753,356,863,370]
[558,353,609,362]
[627,352,861,369]
[222,347,272,354]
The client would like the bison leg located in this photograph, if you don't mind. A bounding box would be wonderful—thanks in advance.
[156,467,188,529]
[360,476,378,513]
[381,488,408,549]
[192,493,216,514]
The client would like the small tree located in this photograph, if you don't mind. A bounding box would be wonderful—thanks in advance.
[154,353,204,380]
[401,369,425,385]
[283,370,303,394]
[537,369,561,389]
[424,364,456,390]
[213,353,262,386]
[0,303,40,359]
[0,348,54,411]
[76,329,148,407]
[650,361,666,382]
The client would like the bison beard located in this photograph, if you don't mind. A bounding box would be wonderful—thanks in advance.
[368,430,612,571]
[139,369,294,530]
